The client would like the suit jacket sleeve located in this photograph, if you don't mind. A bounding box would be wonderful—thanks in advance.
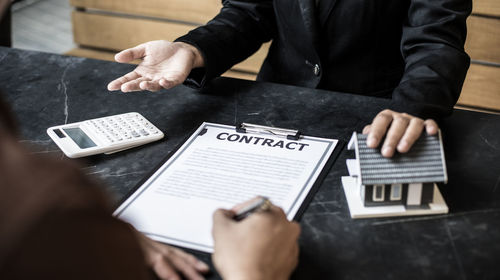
[389,0,471,119]
[175,0,275,88]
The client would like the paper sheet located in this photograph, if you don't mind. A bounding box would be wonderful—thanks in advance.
[114,123,338,252]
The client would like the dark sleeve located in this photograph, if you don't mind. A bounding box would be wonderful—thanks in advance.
[175,0,276,88]
[389,0,472,119]
[0,90,18,135]
[2,210,150,280]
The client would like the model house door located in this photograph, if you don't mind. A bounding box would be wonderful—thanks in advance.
[407,183,422,206]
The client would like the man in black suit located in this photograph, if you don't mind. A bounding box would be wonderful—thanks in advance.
[108,0,471,158]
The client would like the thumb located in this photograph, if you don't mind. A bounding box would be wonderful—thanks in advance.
[115,44,146,63]
[212,209,235,237]
[424,119,439,135]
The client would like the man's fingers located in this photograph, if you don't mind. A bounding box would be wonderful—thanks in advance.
[140,80,162,92]
[213,209,235,223]
[121,77,149,92]
[231,196,266,213]
[397,118,424,153]
[367,110,394,148]
[159,79,173,89]
[212,209,235,238]
[381,114,410,157]
[269,205,287,219]
[424,119,439,135]
[362,125,371,134]
[167,252,205,280]
[107,71,140,91]
[115,44,146,63]
[152,256,181,280]
[159,73,187,89]
[171,247,210,272]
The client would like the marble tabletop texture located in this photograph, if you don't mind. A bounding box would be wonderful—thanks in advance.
[1,47,500,280]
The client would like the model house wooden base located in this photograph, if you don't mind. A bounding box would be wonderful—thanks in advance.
[342,132,449,219]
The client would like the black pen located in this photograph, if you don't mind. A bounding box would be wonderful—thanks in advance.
[233,197,272,221]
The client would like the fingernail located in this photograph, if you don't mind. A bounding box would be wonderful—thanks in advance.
[161,80,172,89]
[367,136,377,147]
[397,140,408,151]
[382,146,393,157]
[427,127,437,135]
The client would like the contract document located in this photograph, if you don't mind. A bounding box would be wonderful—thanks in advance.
[114,122,338,252]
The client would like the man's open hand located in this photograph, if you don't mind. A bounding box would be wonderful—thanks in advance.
[363,109,439,157]
[107,40,204,92]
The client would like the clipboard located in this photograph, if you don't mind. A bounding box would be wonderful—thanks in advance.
[114,122,340,253]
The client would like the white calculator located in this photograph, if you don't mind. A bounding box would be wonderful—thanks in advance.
[47,112,164,158]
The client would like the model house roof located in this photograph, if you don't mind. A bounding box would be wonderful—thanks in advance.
[348,132,448,185]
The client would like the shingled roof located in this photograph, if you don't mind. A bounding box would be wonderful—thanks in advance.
[348,132,448,185]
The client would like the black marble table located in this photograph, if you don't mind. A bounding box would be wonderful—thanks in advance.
[1,47,499,280]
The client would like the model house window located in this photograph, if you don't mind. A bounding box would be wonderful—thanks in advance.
[373,185,385,201]
[390,184,402,201]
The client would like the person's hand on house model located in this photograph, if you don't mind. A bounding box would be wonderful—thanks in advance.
[212,201,301,280]
[107,40,204,92]
[362,109,439,158]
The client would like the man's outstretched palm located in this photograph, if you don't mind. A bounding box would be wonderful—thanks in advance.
[107,40,204,92]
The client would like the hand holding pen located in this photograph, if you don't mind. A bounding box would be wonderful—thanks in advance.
[211,197,301,280]
[233,196,273,221]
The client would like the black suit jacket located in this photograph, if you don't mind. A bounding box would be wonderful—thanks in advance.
[176,0,471,119]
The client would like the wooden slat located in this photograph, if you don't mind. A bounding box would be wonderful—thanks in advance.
[473,0,500,17]
[71,0,500,28]
[454,105,500,115]
[72,11,268,73]
[72,11,193,50]
[465,16,500,64]
[457,63,500,111]
[222,71,257,81]
[70,0,221,24]
[236,42,269,74]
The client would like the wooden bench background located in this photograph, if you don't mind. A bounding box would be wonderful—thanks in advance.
[67,0,499,113]
[67,0,268,81]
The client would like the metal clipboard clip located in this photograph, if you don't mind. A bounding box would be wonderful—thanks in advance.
[236,123,302,140]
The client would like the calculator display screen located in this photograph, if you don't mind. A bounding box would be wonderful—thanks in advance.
[63,128,97,149]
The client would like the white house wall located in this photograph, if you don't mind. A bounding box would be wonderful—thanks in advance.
[346,159,360,177]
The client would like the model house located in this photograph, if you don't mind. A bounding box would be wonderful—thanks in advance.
[342,132,449,218]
